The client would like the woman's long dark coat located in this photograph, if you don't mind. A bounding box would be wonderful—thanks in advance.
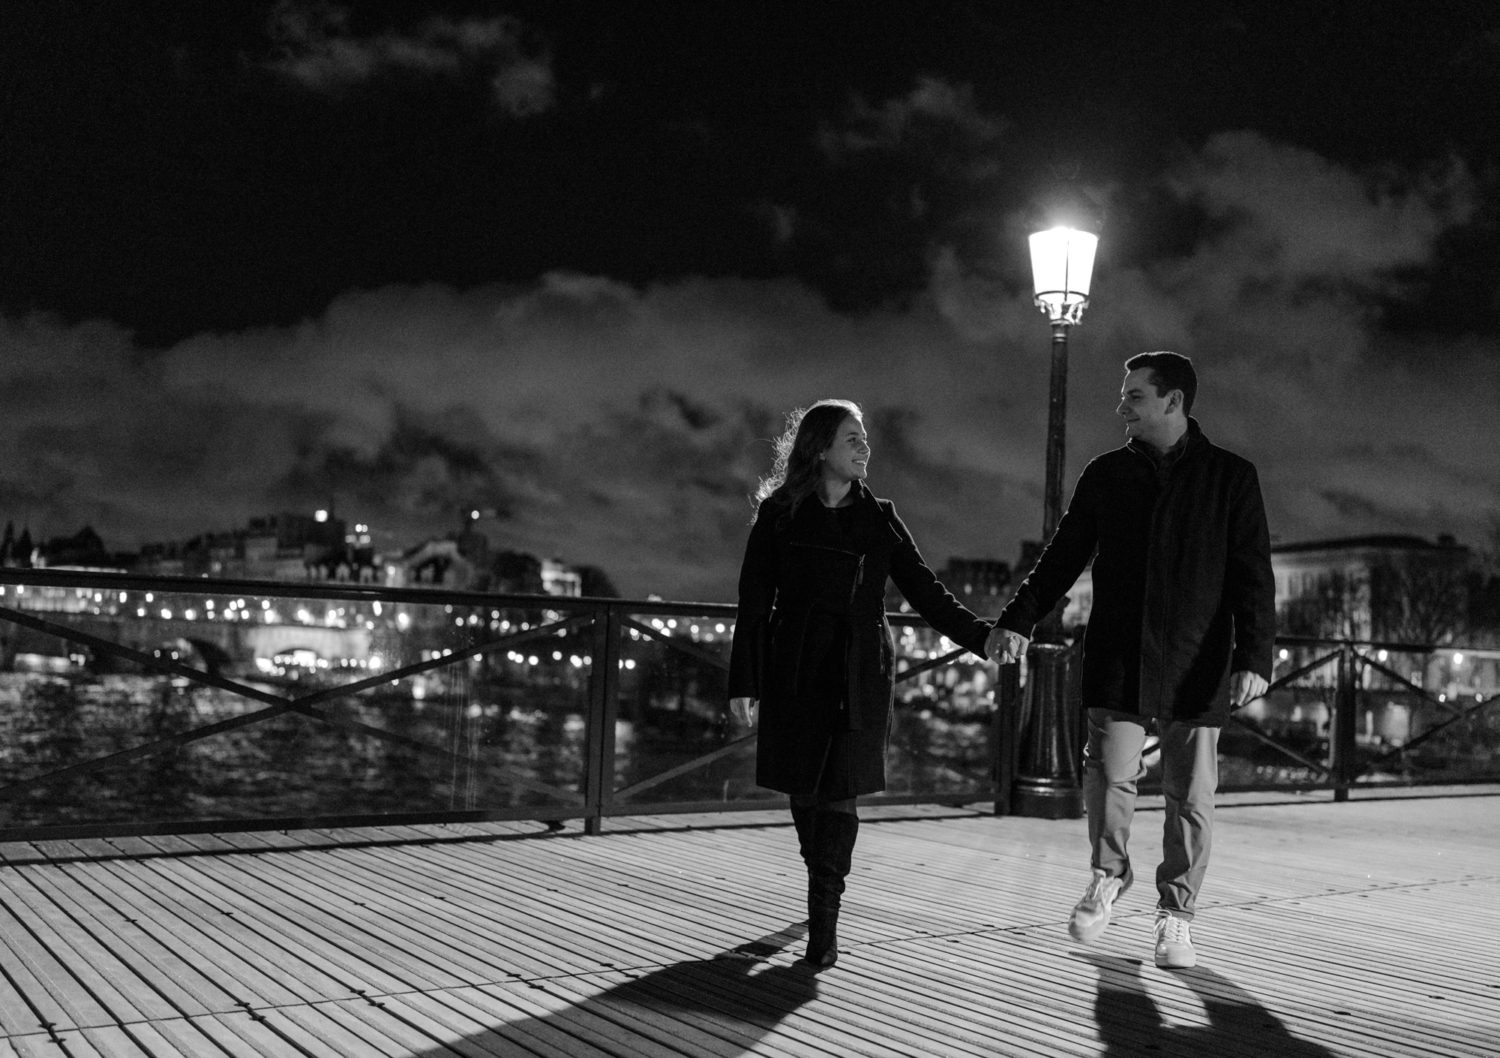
[727,482,993,797]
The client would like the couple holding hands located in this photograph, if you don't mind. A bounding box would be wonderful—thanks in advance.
[727,351,1276,971]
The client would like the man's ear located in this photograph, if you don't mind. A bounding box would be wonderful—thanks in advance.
[1166,389,1184,416]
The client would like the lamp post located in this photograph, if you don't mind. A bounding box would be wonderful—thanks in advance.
[1011,225,1097,819]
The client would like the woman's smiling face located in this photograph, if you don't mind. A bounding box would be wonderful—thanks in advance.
[821,415,870,483]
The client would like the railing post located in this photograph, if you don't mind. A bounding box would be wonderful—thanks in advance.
[582,603,622,835]
[992,661,1021,815]
[1331,642,1359,802]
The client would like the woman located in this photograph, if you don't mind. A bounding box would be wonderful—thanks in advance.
[728,399,994,969]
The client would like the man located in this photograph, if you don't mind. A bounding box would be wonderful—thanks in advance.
[989,352,1275,968]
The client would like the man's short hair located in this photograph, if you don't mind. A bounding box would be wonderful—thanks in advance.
[1125,351,1197,415]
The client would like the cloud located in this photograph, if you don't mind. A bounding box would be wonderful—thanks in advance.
[818,77,1007,173]
[263,1,554,116]
[1171,131,1476,286]
[0,104,1494,601]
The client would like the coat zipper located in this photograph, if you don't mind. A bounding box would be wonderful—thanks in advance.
[788,541,865,604]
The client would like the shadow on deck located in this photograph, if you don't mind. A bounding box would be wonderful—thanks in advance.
[0,788,1496,1057]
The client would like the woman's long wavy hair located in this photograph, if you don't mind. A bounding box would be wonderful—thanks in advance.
[753,399,863,521]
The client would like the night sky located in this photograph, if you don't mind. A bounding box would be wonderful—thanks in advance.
[3,1,1498,598]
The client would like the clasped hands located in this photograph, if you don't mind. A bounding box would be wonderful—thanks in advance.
[732,630,1270,724]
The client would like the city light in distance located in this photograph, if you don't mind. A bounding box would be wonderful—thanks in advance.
[314,510,328,523]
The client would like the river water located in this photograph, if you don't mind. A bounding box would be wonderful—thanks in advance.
[0,668,995,831]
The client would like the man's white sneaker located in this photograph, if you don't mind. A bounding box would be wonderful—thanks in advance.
[1153,910,1196,968]
[1068,869,1124,943]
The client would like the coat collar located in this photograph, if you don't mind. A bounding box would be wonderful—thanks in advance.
[1127,416,1210,465]
[782,480,891,552]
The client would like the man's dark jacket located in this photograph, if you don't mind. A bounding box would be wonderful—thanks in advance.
[997,419,1276,725]
[728,481,992,796]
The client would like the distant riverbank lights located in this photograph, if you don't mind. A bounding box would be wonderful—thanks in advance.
[1029,225,1097,326]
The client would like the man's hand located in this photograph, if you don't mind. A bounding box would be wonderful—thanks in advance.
[986,626,1029,665]
[730,697,758,725]
[1230,671,1268,708]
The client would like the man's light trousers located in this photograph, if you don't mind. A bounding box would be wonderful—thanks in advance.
[1084,708,1220,919]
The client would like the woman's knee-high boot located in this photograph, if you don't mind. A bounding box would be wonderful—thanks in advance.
[804,810,859,968]
[790,801,818,871]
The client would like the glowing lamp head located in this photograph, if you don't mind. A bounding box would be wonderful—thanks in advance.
[1029,226,1097,324]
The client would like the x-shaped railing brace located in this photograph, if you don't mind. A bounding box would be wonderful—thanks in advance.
[0,605,591,806]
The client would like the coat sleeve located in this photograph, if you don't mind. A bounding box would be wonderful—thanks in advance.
[1226,463,1276,680]
[727,504,778,700]
[885,502,992,657]
[995,464,1099,637]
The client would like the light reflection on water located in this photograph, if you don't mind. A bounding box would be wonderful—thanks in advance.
[0,672,593,827]
[0,669,996,829]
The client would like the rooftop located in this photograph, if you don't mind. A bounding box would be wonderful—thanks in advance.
[1271,534,1467,555]
[0,790,1495,1057]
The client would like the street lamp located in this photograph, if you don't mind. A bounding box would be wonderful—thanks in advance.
[1029,226,1097,540]
[1009,224,1097,819]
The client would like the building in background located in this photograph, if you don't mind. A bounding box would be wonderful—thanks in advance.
[133,511,377,583]
[1273,534,1473,643]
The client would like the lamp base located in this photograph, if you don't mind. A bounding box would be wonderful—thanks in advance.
[1012,779,1084,820]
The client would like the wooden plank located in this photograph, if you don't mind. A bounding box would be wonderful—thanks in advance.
[133,835,200,857]
[221,851,545,985]
[0,870,176,1025]
[114,856,409,1000]
[279,843,719,979]
[95,1023,196,1058]
[11,1030,107,1058]
[152,1015,272,1058]
[200,1010,318,1058]
[0,794,1495,1057]
[47,858,306,1012]
[77,1025,161,1058]
[167,853,477,992]
[266,1005,397,1058]
[389,986,722,1058]
[423,984,688,1058]
[0,908,114,1029]
[311,1000,461,1058]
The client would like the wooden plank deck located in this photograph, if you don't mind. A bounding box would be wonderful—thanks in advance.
[0,789,1495,1057]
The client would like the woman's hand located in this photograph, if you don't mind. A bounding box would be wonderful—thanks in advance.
[730,697,759,725]
[986,626,1029,665]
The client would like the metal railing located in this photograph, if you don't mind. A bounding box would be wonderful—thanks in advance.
[1077,634,1500,799]
[0,568,999,841]
[0,568,1493,842]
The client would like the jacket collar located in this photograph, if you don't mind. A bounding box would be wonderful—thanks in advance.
[1127,416,1209,464]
